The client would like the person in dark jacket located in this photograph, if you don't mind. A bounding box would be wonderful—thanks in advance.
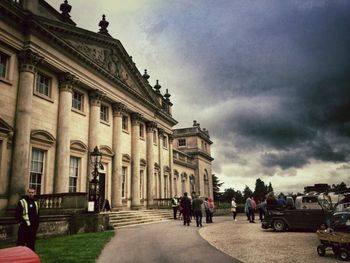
[15,188,40,251]
[180,192,191,226]
[192,194,204,227]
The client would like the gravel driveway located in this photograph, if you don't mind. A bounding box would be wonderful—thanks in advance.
[200,215,340,263]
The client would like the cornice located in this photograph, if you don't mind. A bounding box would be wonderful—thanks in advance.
[173,159,196,169]
[185,150,214,162]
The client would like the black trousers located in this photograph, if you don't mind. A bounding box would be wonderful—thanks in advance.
[183,211,190,225]
[194,210,202,226]
[17,223,38,251]
[172,207,178,219]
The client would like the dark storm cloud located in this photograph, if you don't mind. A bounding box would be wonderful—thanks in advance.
[143,1,350,171]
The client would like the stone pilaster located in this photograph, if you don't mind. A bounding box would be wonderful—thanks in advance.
[158,128,164,198]
[54,72,77,193]
[131,112,142,209]
[146,121,157,208]
[111,102,126,209]
[88,89,104,152]
[168,134,174,197]
[9,49,43,207]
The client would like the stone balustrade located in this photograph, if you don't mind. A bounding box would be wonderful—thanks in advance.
[153,198,172,209]
[36,193,87,214]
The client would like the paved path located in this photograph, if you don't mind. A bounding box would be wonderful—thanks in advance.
[97,217,241,263]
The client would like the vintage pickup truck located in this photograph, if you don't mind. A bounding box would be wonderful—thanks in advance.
[262,195,333,231]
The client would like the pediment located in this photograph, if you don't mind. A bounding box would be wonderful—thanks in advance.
[31,130,55,145]
[70,140,87,152]
[0,118,13,135]
[47,29,159,106]
[100,145,114,157]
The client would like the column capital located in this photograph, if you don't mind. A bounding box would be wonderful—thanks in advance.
[18,49,43,73]
[168,134,174,143]
[158,128,165,138]
[58,72,78,93]
[146,121,157,132]
[89,89,104,106]
[112,102,127,117]
[131,112,143,125]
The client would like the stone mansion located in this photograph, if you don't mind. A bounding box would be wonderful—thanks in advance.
[0,0,213,211]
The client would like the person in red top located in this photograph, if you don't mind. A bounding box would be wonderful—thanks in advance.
[207,197,215,223]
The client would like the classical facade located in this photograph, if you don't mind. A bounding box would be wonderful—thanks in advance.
[0,0,213,211]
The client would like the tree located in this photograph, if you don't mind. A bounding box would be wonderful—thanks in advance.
[254,178,267,201]
[221,188,235,202]
[243,185,253,200]
[266,182,274,193]
[212,174,224,200]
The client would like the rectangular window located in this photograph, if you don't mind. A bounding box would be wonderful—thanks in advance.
[153,130,157,144]
[140,170,144,199]
[36,72,51,97]
[0,52,8,78]
[72,90,83,111]
[69,156,79,193]
[139,124,144,138]
[30,148,44,194]
[100,104,109,122]
[122,167,127,198]
[163,135,168,148]
[122,115,128,131]
[178,138,186,147]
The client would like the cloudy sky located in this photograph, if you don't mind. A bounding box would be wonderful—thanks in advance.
[47,0,350,194]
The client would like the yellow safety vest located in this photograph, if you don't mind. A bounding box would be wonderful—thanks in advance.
[20,199,38,226]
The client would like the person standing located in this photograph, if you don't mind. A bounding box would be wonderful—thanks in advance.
[171,196,178,220]
[15,188,40,251]
[231,197,237,221]
[245,196,254,223]
[204,197,210,223]
[192,195,204,227]
[207,197,215,223]
[180,192,191,226]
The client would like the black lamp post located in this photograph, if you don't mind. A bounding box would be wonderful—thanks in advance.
[89,146,102,212]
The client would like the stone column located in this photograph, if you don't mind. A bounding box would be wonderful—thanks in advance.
[158,128,164,198]
[88,89,103,152]
[54,73,77,193]
[168,134,174,197]
[131,112,142,209]
[111,102,126,210]
[146,121,157,208]
[9,49,42,207]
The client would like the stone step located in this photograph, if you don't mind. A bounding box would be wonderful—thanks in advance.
[108,209,173,228]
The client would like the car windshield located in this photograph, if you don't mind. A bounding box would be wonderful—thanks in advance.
[318,199,331,210]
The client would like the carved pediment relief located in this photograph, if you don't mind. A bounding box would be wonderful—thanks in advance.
[66,40,141,93]
[70,140,87,152]
[100,145,114,157]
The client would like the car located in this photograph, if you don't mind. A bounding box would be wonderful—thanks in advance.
[262,196,332,231]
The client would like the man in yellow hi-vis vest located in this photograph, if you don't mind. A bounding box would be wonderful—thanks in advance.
[15,188,40,251]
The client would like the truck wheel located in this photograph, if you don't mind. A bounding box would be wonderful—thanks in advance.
[339,248,350,261]
[317,245,326,256]
[272,219,286,232]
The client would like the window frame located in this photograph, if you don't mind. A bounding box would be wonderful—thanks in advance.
[35,72,51,98]
[72,89,84,112]
[69,156,80,193]
[122,166,127,198]
[122,115,129,131]
[100,104,109,123]
[163,135,168,149]
[29,148,45,194]
[0,51,9,79]
[139,123,145,139]
[178,138,186,147]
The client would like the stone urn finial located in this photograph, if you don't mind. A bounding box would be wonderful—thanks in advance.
[60,0,72,21]
[98,14,110,36]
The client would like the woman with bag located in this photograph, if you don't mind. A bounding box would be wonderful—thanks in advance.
[231,197,237,221]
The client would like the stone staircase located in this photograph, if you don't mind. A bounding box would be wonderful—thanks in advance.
[108,209,173,228]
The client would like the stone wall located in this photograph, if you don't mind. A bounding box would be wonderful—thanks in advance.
[0,213,111,243]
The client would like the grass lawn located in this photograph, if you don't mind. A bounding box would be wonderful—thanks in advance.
[1,231,115,263]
